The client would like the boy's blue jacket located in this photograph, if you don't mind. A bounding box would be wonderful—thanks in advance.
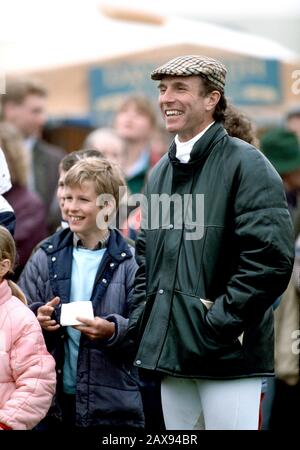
[19,227,144,428]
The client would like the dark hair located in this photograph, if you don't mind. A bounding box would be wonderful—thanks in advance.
[59,149,104,172]
[199,76,227,122]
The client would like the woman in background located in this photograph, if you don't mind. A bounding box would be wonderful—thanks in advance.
[0,122,48,279]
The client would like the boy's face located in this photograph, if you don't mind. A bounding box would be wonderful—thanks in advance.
[64,181,101,237]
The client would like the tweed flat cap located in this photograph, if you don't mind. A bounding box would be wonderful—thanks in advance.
[151,55,227,91]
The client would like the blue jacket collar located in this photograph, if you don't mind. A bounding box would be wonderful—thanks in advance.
[41,227,132,262]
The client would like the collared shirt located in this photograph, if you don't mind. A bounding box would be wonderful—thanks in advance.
[175,122,215,163]
[73,232,110,250]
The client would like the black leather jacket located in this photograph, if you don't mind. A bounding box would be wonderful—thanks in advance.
[128,122,294,379]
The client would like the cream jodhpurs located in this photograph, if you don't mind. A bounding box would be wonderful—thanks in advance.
[161,375,262,430]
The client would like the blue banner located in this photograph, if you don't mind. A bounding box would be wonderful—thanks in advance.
[88,57,282,126]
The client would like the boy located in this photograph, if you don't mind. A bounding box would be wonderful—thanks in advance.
[19,157,144,429]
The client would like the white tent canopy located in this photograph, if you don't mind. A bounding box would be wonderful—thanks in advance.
[1,0,299,75]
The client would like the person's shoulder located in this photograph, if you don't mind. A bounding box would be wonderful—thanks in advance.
[111,230,137,266]
[29,228,73,264]
[127,243,136,258]
[146,153,170,189]
[223,136,283,188]
[150,152,169,173]
[224,136,274,168]
[40,227,73,251]
[5,296,38,325]
[224,135,259,157]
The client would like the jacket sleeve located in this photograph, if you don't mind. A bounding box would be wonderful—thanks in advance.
[104,254,139,347]
[0,305,56,430]
[18,248,49,313]
[126,227,147,343]
[204,148,295,345]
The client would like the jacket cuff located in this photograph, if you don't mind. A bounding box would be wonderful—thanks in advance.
[103,314,129,346]
[28,301,45,315]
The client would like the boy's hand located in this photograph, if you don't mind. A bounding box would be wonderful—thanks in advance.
[37,296,61,331]
[73,317,115,341]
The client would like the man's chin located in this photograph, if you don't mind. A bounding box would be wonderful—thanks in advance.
[165,124,178,134]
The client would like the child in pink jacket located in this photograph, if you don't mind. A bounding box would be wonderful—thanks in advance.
[0,225,56,430]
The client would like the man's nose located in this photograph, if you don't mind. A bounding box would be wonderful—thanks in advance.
[160,88,174,103]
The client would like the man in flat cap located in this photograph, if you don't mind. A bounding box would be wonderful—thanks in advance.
[127,55,294,429]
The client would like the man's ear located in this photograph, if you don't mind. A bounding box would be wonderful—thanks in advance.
[205,90,221,112]
[0,259,11,278]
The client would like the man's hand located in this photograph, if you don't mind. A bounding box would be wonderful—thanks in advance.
[73,316,115,341]
[37,296,61,331]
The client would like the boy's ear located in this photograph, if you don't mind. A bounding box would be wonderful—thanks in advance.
[0,259,11,278]
[96,199,116,230]
[104,199,116,217]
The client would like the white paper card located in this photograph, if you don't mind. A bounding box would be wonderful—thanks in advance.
[60,301,94,326]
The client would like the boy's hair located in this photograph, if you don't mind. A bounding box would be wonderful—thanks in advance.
[59,149,104,173]
[64,157,126,210]
[0,225,27,304]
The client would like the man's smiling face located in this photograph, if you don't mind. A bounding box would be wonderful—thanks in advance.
[158,75,213,142]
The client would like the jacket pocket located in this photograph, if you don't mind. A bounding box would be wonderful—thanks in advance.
[199,298,214,310]
[199,298,244,345]
[169,291,242,356]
